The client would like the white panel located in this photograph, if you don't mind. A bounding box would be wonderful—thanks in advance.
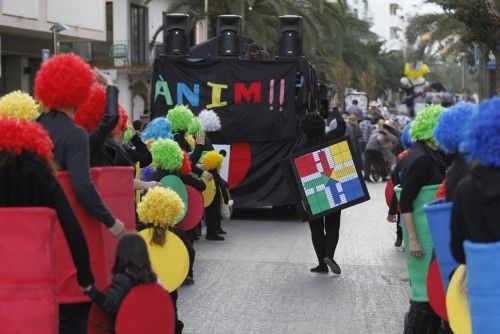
[47,0,104,31]
[2,0,39,19]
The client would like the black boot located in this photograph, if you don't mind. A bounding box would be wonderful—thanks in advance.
[395,225,403,247]
[404,302,440,334]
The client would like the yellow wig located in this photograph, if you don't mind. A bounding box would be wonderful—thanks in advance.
[201,151,224,171]
[0,91,39,120]
[137,186,184,228]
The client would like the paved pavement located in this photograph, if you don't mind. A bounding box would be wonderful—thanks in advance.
[178,182,410,334]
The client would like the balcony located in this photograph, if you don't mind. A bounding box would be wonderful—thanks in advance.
[58,40,153,70]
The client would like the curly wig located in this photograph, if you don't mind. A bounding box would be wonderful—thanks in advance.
[141,117,173,141]
[166,105,194,132]
[180,151,192,175]
[113,105,129,135]
[188,117,204,135]
[137,186,184,228]
[123,122,134,143]
[201,150,224,171]
[74,84,106,132]
[34,53,94,111]
[410,104,444,143]
[433,103,478,154]
[466,97,500,167]
[197,109,221,132]
[0,91,39,120]
[151,139,183,171]
[141,166,156,181]
[301,113,325,139]
[400,121,414,149]
[0,118,53,161]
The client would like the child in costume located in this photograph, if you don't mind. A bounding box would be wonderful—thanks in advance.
[386,122,414,248]
[450,97,500,264]
[34,53,125,333]
[135,186,187,334]
[0,118,95,325]
[398,105,446,334]
[201,151,231,241]
[83,233,157,319]
[297,102,346,274]
[147,139,204,284]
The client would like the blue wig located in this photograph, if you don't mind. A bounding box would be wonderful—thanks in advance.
[140,166,156,181]
[466,97,500,167]
[433,103,478,154]
[400,121,414,149]
[141,117,173,141]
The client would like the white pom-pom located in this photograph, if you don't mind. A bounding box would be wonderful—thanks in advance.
[197,109,221,132]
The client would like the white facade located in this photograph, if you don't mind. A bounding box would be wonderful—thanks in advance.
[346,0,442,52]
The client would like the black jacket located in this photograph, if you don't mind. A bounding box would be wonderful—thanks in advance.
[89,85,119,167]
[445,155,468,201]
[451,167,500,264]
[38,111,115,227]
[399,141,446,213]
[85,273,135,315]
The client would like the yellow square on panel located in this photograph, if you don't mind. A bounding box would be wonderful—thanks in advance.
[333,153,344,164]
[330,143,341,155]
[341,150,352,162]
[338,141,349,152]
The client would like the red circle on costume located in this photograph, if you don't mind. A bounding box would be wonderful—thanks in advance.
[427,259,448,321]
[228,142,251,190]
[177,185,204,231]
[115,283,175,334]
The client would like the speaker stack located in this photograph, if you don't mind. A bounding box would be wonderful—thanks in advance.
[217,15,242,57]
[164,13,190,56]
[278,15,303,57]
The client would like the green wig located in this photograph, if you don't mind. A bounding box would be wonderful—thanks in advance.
[188,117,204,135]
[123,122,134,143]
[150,138,183,171]
[410,104,444,144]
[166,105,194,133]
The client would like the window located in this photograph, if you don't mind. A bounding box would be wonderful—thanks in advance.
[390,27,399,39]
[130,4,148,64]
[390,4,398,15]
[353,8,358,18]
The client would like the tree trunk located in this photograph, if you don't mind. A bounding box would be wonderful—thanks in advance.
[495,48,500,96]
[479,45,489,100]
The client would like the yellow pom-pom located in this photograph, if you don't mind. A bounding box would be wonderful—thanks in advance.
[201,151,224,171]
[137,186,185,228]
[0,91,39,120]
[185,134,195,151]
[404,63,430,80]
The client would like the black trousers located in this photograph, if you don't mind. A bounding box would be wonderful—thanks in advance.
[59,302,92,334]
[205,199,221,237]
[308,211,341,265]
[364,149,387,180]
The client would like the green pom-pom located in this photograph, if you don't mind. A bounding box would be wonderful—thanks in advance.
[166,105,194,133]
[410,104,444,143]
[123,122,134,142]
[188,118,204,135]
[151,138,183,171]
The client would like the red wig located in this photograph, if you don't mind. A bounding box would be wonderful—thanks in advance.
[0,118,53,160]
[34,53,94,110]
[180,151,192,175]
[74,84,106,132]
[113,105,129,135]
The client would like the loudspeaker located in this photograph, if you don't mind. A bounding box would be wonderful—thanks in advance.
[164,13,190,56]
[217,15,242,57]
[278,15,303,57]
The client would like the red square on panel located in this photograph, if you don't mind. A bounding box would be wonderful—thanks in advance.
[294,153,318,177]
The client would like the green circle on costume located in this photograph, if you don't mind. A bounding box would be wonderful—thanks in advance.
[160,175,188,223]
[446,264,472,334]
[139,229,189,292]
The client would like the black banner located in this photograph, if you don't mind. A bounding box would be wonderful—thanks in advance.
[151,57,299,143]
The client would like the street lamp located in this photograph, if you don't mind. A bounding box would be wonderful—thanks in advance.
[49,23,68,55]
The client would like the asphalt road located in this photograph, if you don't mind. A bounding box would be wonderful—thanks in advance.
[178,182,410,334]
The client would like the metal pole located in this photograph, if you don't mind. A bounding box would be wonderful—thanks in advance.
[52,30,57,55]
[204,0,209,40]
[462,55,466,94]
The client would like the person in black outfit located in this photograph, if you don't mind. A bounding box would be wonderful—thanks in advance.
[35,55,125,334]
[298,95,346,274]
[0,119,94,330]
[84,234,157,321]
[450,97,500,264]
[398,106,446,334]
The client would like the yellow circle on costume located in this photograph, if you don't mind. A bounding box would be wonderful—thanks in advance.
[446,264,472,334]
[203,178,216,208]
[138,229,189,292]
